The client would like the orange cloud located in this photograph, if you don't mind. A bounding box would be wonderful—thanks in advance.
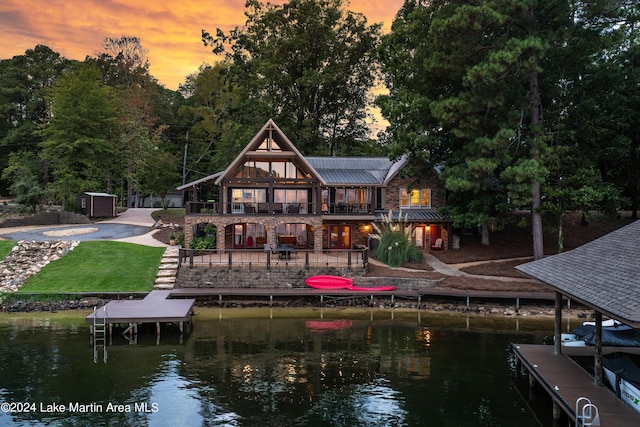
[1,0,403,90]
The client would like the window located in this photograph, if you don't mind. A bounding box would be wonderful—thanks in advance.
[400,188,431,208]
[238,160,301,179]
[322,187,372,213]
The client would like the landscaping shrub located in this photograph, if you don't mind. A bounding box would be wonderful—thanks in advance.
[370,210,423,267]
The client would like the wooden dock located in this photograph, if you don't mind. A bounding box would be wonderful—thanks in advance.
[512,343,640,426]
[86,290,195,339]
[168,287,560,307]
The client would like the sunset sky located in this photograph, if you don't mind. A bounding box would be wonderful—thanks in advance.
[1,0,405,90]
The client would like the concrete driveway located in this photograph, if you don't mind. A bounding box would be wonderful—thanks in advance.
[0,208,168,247]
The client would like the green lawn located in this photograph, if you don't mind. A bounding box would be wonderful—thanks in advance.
[151,208,185,220]
[17,241,165,293]
[0,240,16,259]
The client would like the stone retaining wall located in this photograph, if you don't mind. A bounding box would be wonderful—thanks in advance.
[176,265,365,289]
[0,240,80,293]
[0,211,91,228]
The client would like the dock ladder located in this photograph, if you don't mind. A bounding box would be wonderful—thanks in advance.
[576,397,600,426]
[92,306,108,364]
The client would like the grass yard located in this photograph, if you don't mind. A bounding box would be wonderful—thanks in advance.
[0,240,16,259]
[18,241,165,293]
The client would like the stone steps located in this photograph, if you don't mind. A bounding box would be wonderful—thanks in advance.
[153,246,179,290]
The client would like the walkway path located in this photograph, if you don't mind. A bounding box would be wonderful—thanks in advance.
[369,254,539,284]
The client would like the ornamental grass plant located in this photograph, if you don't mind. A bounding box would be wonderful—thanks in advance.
[370,210,423,267]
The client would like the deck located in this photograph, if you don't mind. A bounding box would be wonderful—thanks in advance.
[512,343,640,426]
[85,290,195,337]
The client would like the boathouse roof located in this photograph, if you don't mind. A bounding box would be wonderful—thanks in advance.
[516,219,640,328]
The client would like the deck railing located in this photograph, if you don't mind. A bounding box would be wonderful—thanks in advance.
[178,248,368,270]
[185,201,374,216]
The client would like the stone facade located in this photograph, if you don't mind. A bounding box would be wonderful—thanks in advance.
[184,214,324,253]
[383,169,445,211]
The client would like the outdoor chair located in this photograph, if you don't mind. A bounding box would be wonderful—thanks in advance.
[431,238,443,250]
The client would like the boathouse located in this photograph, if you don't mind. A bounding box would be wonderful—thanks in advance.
[514,219,640,424]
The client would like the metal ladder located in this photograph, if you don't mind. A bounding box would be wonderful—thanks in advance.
[92,306,108,364]
[576,397,600,426]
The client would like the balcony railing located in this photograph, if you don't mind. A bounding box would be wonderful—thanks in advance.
[186,201,374,216]
[179,248,368,270]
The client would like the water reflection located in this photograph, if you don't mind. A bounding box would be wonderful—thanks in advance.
[0,309,555,426]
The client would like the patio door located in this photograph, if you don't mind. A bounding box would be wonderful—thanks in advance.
[414,226,425,249]
[234,224,244,248]
[329,225,350,249]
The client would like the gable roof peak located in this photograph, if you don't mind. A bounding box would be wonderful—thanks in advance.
[214,119,325,185]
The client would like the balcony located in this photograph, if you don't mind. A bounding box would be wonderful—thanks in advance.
[186,201,374,216]
[186,201,312,215]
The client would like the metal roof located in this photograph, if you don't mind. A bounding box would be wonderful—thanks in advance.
[377,209,448,222]
[176,172,222,191]
[84,192,116,197]
[313,169,382,185]
[306,157,399,185]
[516,220,640,327]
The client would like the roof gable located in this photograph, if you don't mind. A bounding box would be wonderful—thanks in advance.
[215,119,323,185]
[516,220,640,326]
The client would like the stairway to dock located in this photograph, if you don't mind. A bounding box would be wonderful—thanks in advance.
[153,246,179,290]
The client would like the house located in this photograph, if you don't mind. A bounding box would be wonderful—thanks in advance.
[177,119,451,252]
[78,192,117,218]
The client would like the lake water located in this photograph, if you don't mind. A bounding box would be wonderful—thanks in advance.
[0,308,560,426]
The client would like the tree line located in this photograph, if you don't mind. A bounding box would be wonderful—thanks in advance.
[0,0,638,257]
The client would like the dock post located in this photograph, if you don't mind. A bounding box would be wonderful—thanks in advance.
[528,373,536,401]
[552,401,562,420]
[554,292,562,355]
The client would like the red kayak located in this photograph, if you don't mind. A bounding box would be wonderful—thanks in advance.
[306,320,353,331]
[305,275,353,289]
[305,275,395,291]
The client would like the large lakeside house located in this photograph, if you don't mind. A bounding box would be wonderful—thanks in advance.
[178,119,452,253]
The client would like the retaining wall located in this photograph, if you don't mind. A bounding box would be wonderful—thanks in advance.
[176,265,365,289]
[0,211,91,228]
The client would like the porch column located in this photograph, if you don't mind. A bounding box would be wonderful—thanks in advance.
[217,225,226,253]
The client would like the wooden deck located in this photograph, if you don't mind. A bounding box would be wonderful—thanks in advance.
[512,343,640,426]
[85,290,195,336]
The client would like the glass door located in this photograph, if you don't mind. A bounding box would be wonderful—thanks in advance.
[234,224,244,248]
[329,225,350,249]
[414,226,425,249]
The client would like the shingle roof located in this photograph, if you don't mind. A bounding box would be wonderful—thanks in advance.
[516,220,640,327]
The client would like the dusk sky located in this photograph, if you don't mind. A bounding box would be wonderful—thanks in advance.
[1,0,405,90]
